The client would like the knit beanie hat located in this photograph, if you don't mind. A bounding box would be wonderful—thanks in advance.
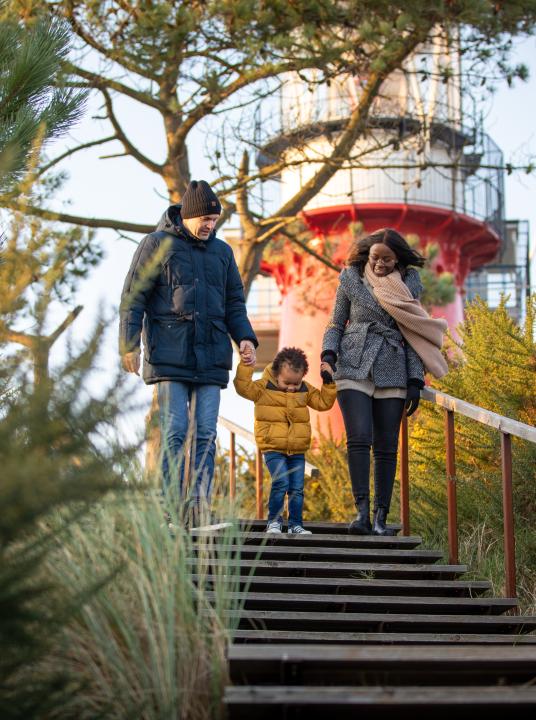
[181,180,222,219]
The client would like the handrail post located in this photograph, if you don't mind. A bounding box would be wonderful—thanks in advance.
[399,413,410,536]
[229,431,236,500]
[255,447,263,520]
[445,409,459,565]
[501,432,517,600]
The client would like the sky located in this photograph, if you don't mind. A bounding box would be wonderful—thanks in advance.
[39,34,536,449]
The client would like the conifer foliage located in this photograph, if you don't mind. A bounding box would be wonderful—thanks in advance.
[0,10,86,188]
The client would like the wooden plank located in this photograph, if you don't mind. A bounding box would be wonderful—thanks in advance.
[203,543,444,564]
[192,530,423,549]
[231,629,536,645]
[228,644,536,685]
[221,609,536,633]
[422,388,536,443]
[206,590,516,615]
[194,574,492,597]
[189,558,467,579]
[239,519,402,535]
[228,643,536,663]
[224,685,536,714]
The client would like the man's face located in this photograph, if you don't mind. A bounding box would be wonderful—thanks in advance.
[182,214,220,240]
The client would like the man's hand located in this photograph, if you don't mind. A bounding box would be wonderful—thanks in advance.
[239,340,256,367]
[320,361,334,384]
[122,350,141,375]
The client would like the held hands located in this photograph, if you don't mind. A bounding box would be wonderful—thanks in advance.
[122,350,141,375]
[320,361,334,384]
[405,384,421,417]
[239,340,256,367]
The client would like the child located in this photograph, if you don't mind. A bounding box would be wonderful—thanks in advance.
[234,347,336,534]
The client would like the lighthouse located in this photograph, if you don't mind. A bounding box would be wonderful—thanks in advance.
[255,34,506,437]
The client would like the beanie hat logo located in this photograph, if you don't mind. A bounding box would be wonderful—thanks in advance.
[181,180,222,219]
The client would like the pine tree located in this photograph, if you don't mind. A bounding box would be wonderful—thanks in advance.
[0,12,86,189]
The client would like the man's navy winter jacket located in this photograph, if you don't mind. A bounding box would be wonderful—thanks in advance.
[119,205,257,387]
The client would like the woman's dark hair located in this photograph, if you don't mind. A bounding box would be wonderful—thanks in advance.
[272,347,309,376]
[347,228,426,276]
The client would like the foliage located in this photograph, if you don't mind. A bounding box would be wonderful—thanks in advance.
[0,12,86,189]
[40,491,243,720]
[0,325,139,717]
[4,1,536,290]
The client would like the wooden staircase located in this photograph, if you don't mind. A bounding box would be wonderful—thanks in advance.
[193,520,536,717]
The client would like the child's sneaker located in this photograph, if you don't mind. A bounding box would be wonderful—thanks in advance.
[266,519,283,534]
[288,525,312,535]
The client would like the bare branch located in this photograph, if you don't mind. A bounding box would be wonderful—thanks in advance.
[3,329,34,349]
[101,89,163,174]
[63,6,157,82]
[281,228,342,273]
[38,135,117,176]
[48,305,83,346]
[0,197,153,234]
[235,151,258,240]
[63,62,165,110]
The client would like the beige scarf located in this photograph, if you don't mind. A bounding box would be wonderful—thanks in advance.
[364,264,449,379]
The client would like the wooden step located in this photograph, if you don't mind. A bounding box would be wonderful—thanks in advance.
[231,629,536,645]
[224,685,536,717]
[190,558,467,580]
[239,520,402,535]
[200,543,444,564]
[206,591,516,615]
[192,530,422,550]
[222,609,536,634]
[228,644,536,685]
[195,574,492,597]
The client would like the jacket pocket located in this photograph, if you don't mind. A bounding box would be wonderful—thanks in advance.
[339,323,370,368]
[148,318,194,368]
[210,318,233,369]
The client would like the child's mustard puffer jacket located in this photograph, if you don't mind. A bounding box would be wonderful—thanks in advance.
[234,362,337,454]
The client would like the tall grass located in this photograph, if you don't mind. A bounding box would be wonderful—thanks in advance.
[41,489,245,720]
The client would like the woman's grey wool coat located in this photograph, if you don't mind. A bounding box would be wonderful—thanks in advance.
[322,266,425,388]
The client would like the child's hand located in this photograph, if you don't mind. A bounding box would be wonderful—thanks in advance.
[320,361,334,383]
[239,340,256,367]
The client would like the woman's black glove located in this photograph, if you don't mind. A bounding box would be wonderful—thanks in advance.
[405,378,424,417]
[320,351,337,384]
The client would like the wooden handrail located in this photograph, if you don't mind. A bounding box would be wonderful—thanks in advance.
[398,387,536,601]
[218,415,320,520]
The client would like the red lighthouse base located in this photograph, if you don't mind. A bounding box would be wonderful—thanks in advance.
[268,202,501,439]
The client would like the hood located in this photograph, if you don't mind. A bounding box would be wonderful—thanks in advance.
[155,204,215,246]
[261,363,277,385]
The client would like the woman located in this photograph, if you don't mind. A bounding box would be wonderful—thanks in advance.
[322,228,448,536]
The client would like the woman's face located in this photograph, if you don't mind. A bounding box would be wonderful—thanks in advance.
[368,243,397,277]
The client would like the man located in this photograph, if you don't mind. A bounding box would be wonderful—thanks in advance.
[120,180,257,505]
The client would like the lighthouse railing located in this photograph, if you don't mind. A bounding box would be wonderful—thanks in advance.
[398,387,536,600]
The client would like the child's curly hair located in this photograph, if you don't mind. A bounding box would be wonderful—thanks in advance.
[272,347,309,376]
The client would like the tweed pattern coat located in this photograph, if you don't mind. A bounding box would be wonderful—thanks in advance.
[322,266,425,387]
[234,362,336,454]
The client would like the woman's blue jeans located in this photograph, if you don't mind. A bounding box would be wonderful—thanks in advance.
[264,451,306,528]
[157,381,220,501]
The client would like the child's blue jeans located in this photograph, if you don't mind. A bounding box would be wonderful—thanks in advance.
[263,451,306,528]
